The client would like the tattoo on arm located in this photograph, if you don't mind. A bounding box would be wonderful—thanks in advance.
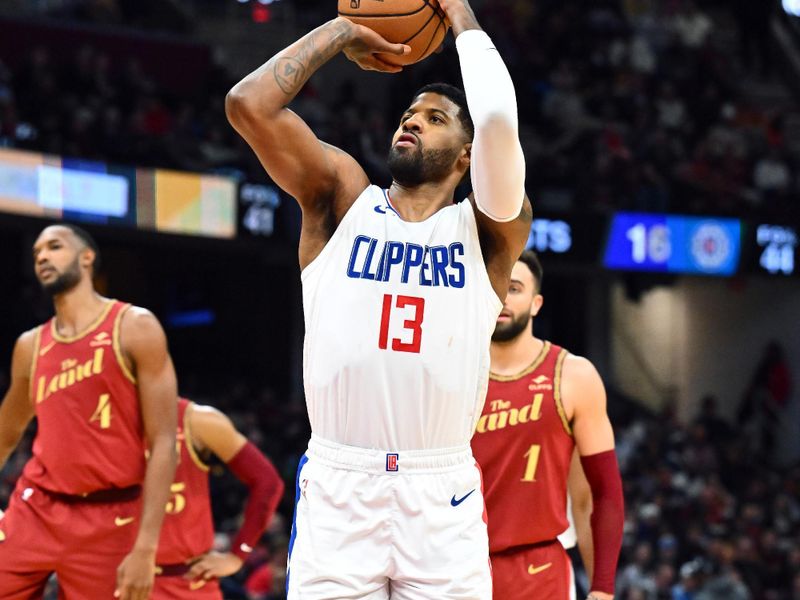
[272,20,351,96]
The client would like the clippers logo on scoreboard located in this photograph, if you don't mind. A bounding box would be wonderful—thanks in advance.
[691,223,732,272]
[386,453,398,472]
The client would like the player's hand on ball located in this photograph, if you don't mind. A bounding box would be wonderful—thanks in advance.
[115,548,156,600]
[186,551,244,580]
[337,18,411,73]
[436,0,479,34]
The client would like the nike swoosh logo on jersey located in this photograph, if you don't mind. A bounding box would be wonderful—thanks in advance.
[114,516,135,527]
[374,205,388,214]
[450,489,475,507]
[528,562,552,575]
[0,529,5,542]
[39,341,56,356]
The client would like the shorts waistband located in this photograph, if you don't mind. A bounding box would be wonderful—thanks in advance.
[307,434,474,474]
[156,563,191,577]
[39,484,142,504]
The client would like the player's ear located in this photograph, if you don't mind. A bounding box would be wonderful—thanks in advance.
[531,294,543,317]
[460,142,472,167]
[80,247,95,270]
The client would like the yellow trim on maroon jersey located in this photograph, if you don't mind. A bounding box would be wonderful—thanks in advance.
[489,341,551,382]
[112,303,137,385]
[50,299,115,343]
[27,326,43,402]
[184,403,210,472]
[553,349,573,437]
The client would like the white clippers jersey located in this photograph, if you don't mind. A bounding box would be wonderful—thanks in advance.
[302,185,502,451]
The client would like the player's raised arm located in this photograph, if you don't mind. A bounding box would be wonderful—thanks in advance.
[562,356,624,600]
[225,19,409,228]
[184,404,285,581]
[438,0,532,293]
[0,331,37,472]
[116,308,178,600]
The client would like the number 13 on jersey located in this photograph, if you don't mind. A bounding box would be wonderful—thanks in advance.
[378,294,425,354]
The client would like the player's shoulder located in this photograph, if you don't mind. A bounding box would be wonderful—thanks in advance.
[560,353,603,389]
[13,326,41,358]
[118,305,168,350]
[119,305,163,329]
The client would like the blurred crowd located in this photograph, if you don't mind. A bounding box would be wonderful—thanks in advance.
[614,396,800,600]
[0,0,797,220]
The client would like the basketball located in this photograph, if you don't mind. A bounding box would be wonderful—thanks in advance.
[338,0,449,66]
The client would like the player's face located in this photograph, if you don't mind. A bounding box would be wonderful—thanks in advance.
[32,227,88,296]
[387,93,469,186]
[492,261,543,342]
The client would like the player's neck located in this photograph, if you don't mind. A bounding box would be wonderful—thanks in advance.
[388,181,455,222]
[52,282,108,338]
[490,334,545,377]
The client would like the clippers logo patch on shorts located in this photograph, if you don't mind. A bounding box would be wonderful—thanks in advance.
[386,453,398,472]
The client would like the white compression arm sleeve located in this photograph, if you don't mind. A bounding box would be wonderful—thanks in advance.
[456,29,526,222]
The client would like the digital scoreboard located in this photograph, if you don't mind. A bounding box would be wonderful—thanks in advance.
[603,212,741,276]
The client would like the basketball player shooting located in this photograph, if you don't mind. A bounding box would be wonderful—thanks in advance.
[0,224,178,600]
[226,0,531,597]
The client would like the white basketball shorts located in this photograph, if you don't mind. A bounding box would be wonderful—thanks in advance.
[286,435,492,599]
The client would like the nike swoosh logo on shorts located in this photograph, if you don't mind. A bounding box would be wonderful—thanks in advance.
[0,529,5,542]
[114,516,135,527]
[189,580,207,590]
[450,489,475,506]
[528,562,552,575]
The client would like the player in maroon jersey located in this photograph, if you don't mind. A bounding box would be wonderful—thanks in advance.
[471,250,624,600]
[152,398,284,598]
[0,224,178,600]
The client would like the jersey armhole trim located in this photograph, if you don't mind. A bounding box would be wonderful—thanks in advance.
[28,326,43,403]
[184,403,211,472]
[463,199,503,314]
[554,349,573,437]
[300,183,372,282]
[112,303,137,385]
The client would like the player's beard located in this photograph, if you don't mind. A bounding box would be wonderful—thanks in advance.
[492,311,532,342]
[40,257,82,297]
[387,141,461,187]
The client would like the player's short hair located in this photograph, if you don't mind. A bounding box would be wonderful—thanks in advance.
[61,223,102,273]
[413,83,474,140]
[518,249,543,293]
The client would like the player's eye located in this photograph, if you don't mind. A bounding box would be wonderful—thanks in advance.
[430,115,443,124]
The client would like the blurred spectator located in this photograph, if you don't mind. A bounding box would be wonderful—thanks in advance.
[738,341,792,464]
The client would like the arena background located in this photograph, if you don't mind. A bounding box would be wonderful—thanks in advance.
[1,0,799,598]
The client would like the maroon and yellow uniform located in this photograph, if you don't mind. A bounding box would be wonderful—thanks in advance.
[152,398,220,599]
[471,341,575,600]
[0,300,146,598]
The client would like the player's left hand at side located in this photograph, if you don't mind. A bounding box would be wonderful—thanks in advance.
[185,551,244,580]
[115,548,156,600]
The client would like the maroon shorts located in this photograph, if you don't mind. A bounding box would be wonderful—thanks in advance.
[491,539,572,600]
[0,477,141,599]
[151,573,222,600]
